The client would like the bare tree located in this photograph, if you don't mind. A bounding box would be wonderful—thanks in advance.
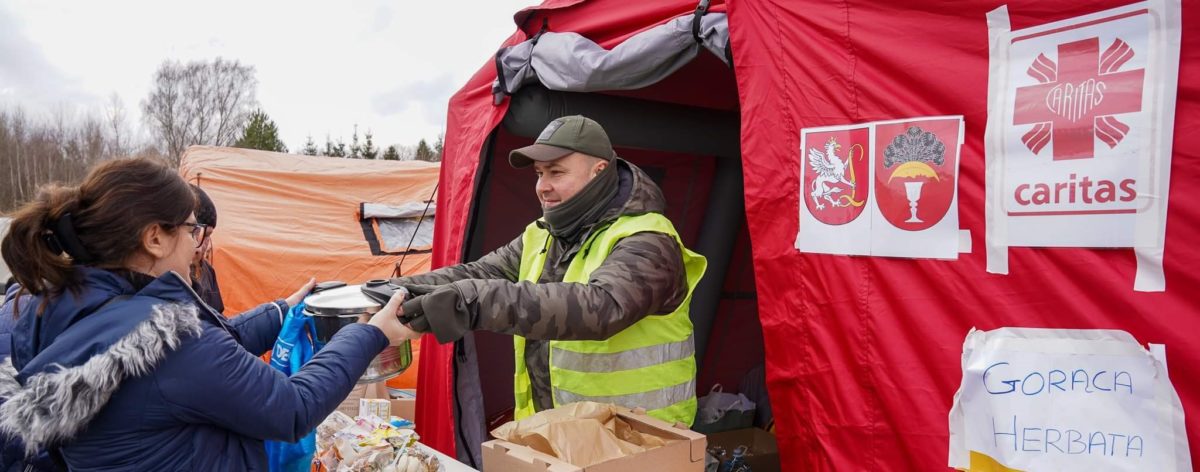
[11,108,28,200]
[0,103,161,212]
[141,58,258,165]
[395,144,417,161]
[106,93,129,157]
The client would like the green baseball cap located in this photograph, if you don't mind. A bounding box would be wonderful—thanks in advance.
[509,115,616,168]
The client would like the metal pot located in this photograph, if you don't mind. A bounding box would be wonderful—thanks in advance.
[303,284,412,384]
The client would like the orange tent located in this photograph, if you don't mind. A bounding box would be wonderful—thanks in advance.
[179,145,439,388]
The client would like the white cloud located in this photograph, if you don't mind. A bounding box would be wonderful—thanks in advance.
[1,0,536,152]
[0,3,104,119]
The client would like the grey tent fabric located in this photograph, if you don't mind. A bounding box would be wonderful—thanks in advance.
[493,13,729,102]
[452,333,488,468]
[361,202,435,251]
[362,202,437,219]
[377,217,435,250]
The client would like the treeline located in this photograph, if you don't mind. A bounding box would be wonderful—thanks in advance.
[297,128,443,162]
[0,103,162,213]
[0,57,444,212]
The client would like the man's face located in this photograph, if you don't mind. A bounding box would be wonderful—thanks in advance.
[533,152,608,209]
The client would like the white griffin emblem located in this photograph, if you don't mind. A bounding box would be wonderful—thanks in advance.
[808,137,856,210]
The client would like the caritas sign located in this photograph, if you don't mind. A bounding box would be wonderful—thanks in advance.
[985,1,1181,291]
[1002,5,1153,244]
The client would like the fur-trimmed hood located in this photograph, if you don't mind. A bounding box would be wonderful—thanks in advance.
[0,270,206,454]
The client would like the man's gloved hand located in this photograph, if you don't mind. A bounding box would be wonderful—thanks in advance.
[396,283,441,296]
[400,294,430,332]
[389,281,469,343]
[383,281,443,334]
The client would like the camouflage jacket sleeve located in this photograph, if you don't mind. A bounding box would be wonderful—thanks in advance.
[412,232,688,343]
[390,235,523,287]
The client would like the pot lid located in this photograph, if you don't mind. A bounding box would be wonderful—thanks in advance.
[303,284,381,316]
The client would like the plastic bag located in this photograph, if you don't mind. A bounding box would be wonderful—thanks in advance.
[693,384,756,434]
[266,302,318,472]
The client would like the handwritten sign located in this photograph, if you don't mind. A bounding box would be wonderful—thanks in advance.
[948,328,1190,471]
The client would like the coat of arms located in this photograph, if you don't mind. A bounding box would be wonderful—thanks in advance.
[801,128,870,226]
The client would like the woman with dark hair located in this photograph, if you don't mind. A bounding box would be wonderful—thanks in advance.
[190,184,224,313]
[0,157,419,471]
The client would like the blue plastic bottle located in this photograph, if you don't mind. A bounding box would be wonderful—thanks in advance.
[720,446,751,472]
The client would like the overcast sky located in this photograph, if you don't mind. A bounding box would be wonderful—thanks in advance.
[0,0,536,151]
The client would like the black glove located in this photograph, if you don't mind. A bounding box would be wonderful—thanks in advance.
[398,283,441,296]
[401,295,429,332]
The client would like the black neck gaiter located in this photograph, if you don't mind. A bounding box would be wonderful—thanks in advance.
[543,161,620,241]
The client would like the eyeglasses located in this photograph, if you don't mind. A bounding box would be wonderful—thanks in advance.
[180,222,210,248]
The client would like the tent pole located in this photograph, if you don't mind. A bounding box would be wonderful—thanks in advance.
[688,154,743,374]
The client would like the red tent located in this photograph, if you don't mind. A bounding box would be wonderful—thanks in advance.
[415,0,1199,469]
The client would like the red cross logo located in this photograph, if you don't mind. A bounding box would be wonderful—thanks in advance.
[1013,37,1145,160]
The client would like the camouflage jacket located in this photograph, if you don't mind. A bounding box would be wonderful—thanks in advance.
[391,159,687,412]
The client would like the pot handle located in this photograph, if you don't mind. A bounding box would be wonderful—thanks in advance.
[312,280,347,294]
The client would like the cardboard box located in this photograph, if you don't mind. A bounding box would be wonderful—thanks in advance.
[482,408,706,472]
[705,428,779,472]
[360,382,417,422]
[359,398,390,418]
[335,383,369,418]
[339,383,411,418]
[390,397,416,421]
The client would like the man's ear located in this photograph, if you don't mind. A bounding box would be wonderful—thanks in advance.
[593,159,609,176]
[140,224,169,259]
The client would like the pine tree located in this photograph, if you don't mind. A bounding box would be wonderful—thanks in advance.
[433,132,444,161]
[301,135,319,156]
[382,145,400,161]
[362,130,379,159]
[348,125,362,159]
[234,109,287,152]
[323,135,346,157]
[415,139,435,162]
[323,136,337,157]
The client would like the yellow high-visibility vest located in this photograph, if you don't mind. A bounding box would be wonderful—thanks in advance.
[513,212,707,425]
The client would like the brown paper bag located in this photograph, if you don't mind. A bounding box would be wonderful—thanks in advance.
[490,402,674,467]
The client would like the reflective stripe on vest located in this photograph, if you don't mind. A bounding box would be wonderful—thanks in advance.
[550,334,695,372]
[514,212,707,426]
[554,378,697,412]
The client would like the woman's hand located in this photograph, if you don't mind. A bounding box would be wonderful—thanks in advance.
[369,291,422,345]
[284,278,317,307]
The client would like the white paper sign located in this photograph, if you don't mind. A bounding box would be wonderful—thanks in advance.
[796,116,964,259]
[948,328,1191,471]
[985,1,1182,291]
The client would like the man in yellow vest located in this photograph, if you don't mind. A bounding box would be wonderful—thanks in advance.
[390,115,706,426]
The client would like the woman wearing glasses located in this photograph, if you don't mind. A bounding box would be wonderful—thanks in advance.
[0,157,420,471]
[190,184,226,314]
[188,184,306,319]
